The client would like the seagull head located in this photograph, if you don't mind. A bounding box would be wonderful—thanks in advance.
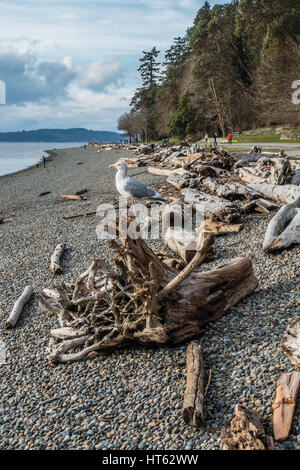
[110,161,128,175]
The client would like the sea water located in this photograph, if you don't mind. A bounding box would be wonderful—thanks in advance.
[0,142,86,177]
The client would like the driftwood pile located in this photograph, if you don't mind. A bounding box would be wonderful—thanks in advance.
[38,216,258,366]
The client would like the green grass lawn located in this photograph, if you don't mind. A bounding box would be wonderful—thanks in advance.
[235,134,300,144]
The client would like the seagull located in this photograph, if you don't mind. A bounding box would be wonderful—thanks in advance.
[111,161,167,211]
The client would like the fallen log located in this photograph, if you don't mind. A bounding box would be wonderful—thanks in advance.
[198,219,244,236]
[167,172,192,190]
[239,168,266,185]
[272,372,300,442]
[61,195,87,201]
[263,197,300,252]
[5,286,33,329]
[182,188,241,224]
[220,404,274,450]
[201,177,261,200]
[50,243,65,274]
[247,184,300,205]
[281,316,300,368]
[243,198,279,215]
[183,342,205,428]
[38,217,258,365]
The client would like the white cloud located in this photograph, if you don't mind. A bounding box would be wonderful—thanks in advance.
[79,60,123,92]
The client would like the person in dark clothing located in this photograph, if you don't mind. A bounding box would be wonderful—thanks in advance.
[213,133,218,147]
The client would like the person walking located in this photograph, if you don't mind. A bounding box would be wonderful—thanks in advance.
[213,133,218,147]
[227,132,233,145]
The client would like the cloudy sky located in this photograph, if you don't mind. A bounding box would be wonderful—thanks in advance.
[0,0,226,132]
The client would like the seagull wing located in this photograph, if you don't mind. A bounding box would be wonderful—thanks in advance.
[123,176,160,200]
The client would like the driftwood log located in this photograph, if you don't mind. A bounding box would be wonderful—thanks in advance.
[263,197,300,252]
[61,195,87,201]
[243,198,279,215]
[164,226,214,264]
[239,168,266,185]
[281,316,300,368]
[272,372,300,442]
[201,177,261,200]
[182,188,241,223]
[183,342,205,428]
[38,217,258,366]
[198,219,244,235]
[5,286,33,329]
[220,404,274,450]
[167,172,193,190]
[50,243,65,274]
[247,184,300,205]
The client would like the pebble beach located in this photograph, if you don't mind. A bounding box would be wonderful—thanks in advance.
[0,145,299,450]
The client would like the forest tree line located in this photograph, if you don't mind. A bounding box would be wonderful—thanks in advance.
[118,0,300,141]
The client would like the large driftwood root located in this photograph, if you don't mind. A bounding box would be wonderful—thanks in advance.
[272,372,300,442]
[38,217,258,366]
[183,341,205,428]
[281,316,300,368]
[220,404,274,450]
[5,286,33,329]
[263,197,300,252]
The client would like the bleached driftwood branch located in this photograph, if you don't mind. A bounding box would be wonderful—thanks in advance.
[5,286,33,329]
[50,243,65,274]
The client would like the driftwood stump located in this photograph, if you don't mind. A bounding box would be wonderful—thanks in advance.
[281,316,300,368]
[220,405,274,450]
[263,197,300,252]
[272,372,300,441]
[183,342,205,428]
[38,217,258,366]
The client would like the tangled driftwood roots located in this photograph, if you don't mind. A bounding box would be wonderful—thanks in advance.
[38,217,258,366]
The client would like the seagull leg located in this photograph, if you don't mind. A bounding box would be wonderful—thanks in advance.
[127,199,135,216]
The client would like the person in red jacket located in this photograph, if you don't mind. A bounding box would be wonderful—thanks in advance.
[228,133,233,144]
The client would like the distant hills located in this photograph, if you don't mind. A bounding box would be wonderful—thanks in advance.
[0,128,122,143]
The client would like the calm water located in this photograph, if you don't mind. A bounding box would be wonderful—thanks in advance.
[0,142,86,177]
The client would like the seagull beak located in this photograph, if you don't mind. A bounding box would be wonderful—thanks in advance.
[109,164,116,168]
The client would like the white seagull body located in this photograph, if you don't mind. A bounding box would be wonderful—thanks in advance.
[114,161,166,203]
